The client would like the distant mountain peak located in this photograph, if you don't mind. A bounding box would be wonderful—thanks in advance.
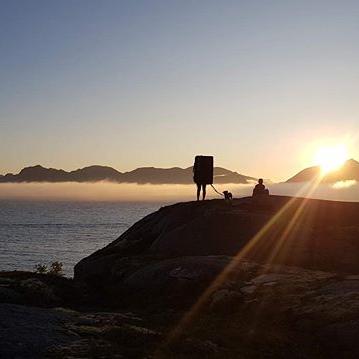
[286,158,359,183]
[19,164,45,173]
[346,158,359,165]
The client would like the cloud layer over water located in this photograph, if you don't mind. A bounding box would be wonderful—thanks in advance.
[0,181,358,202]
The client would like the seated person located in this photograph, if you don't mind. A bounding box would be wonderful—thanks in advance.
[252,178,269,197]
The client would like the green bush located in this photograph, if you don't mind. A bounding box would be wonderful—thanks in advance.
[48,261,64,276]
[34,261,64,276]
[34,264,48,274]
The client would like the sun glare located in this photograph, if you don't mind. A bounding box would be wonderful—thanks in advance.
[314,144,348,174]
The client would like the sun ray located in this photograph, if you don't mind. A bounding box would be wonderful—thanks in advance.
[259,174,322,270]
[155,175,325,355]
[244,176,323,333]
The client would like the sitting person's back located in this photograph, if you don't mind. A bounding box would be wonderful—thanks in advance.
[252,178,269,197]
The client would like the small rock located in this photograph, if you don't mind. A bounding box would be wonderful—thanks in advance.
[20,278,59,304]
[210,289,242,310]
[251,273,287,285]
[180,338,219,355]
[240,285,257,294]
[169,267,199,280]
[0,278,16,285]
[0,287,22,304]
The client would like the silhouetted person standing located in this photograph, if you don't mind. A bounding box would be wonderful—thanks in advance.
[196,183,206,201]
[193,156,213,201]
[193,162,207,200]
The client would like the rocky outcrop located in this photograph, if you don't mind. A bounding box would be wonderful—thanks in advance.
[0,265,357,357]
[0,271,83,307]
[5,196,359,358]
[75,196,359,298]
[0,303,77,358]
[3,263,359,358]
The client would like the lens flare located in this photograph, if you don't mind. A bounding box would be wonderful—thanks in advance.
[314,144,348,174]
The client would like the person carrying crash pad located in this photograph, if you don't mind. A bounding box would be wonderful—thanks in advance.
[193,155,213,201]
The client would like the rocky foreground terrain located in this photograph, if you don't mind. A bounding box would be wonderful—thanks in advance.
[2,196,359,358]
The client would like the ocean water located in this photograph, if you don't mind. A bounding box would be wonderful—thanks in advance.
[0,200,162,276]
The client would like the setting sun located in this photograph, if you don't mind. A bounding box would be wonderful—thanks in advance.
[314,144,348,174]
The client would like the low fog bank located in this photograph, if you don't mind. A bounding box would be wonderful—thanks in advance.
[0,182,197,202]
[269,180,359,202]
[0,180,358,202]
[0,182,253,202]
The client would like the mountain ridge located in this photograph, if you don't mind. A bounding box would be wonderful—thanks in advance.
[0,164,256,185]
[286,158,359,183]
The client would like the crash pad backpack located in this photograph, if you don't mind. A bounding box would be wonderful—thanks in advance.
[193,155,214,185]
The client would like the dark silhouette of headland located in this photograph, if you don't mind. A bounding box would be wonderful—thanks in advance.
[72,195,359,357]
[75,195,359,286]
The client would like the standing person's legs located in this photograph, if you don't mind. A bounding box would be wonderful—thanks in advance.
[196,183,201,201]
[202,184,206,200]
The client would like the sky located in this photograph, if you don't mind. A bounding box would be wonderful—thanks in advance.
[1,0,359,181]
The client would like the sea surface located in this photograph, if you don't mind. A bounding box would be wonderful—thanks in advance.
[0,200,163,276]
